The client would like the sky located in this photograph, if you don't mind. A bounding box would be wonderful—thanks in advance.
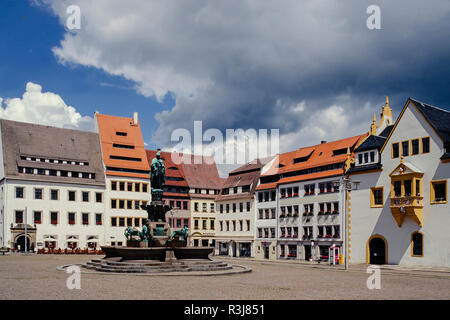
[1,0,450,176]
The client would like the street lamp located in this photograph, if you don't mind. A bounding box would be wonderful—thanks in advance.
[333,178,353,271]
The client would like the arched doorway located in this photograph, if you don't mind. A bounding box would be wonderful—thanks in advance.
[367,235,387,264]
[15,235,31,252]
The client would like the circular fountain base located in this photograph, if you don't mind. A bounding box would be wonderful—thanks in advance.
[82,258,233,273]
[100,245,214,262]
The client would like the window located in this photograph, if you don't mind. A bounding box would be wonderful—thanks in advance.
[232,203,236,213]
[194,219,199,229]
[135,183,140,192]
[246,202,250,211]
[51,189,59,200]
[394,181,402,197]
[34,188,43,200]
[358,153,363,164]
[202,220,207,230]
[134,218,141,227]
[411,232,423,257]
[127,200,132,209]
[15,187,24,199]
[111,181,117,191]
[119,182,125,191]
[404,180,412,197]
[116,131,127,136]
[411,139,419,155]
[50,212,58,225]
[119,217,125,227]
[111,199,117,209]
[422,137,430,153]
[370,151,375,162]
[68,212,76,225]
[194,202,199,212]
[402,141,409,156]
[127,182,133,192]
[371,187,383,207]
[127,218,132,227]
[142,184,148,193]
[68,191,76,201]
[96,192,103,203]
[430,180,447,203]
[119,200,125,209]
[210,203,215,212]
[96,213,102,225]
[111,217,117,227]
[34,211,41,224]
[15,210,23,223]
[364,152,369,163]
[183,202,188,210]
[246,220,250,231]
[392,143,399,158]
[183,219,189,228]
[202,203,207,212]
[82,191,89,202]
[239,202,243,212]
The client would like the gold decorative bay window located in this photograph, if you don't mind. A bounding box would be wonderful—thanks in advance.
[389,158,423,227]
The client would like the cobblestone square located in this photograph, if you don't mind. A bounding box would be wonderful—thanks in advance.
[1,255,449,300]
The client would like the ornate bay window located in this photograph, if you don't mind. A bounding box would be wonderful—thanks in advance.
[389,158,423,227]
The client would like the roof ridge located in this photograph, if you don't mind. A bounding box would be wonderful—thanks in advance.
[410,98,450,114]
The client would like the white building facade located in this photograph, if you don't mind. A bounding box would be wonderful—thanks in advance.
[348,98,450,267]
[0,119,107,251]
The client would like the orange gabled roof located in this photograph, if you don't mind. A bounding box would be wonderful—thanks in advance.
[262,134,365,177]
[96,113,150,179]
[255,182,278,191]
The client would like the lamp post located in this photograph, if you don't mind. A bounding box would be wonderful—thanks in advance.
[334,178,352,271]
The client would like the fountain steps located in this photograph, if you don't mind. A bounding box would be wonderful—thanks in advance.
[82,259,231,273]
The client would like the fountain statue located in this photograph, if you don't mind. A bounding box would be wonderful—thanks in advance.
[99,149,214,264]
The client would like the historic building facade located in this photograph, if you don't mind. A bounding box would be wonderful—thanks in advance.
[95,112,150,246]
[181,155,222,248]
[256,135,365,262]
[0,119,107,251]
[215,159,274,257]
[347,98,450,267]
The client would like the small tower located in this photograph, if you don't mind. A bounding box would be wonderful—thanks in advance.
[370,112,377,136]
[376,96,393,135]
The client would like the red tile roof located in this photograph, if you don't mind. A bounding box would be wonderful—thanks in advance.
[96,113,150,179]
[180,154,222,190]
[256,134,366,190]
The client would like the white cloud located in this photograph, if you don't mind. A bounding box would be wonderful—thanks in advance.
[0,82,94,131]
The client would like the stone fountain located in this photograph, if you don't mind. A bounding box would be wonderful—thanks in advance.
[83,150,222,273]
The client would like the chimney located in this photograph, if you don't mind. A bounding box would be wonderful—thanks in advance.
[133,112,138,125]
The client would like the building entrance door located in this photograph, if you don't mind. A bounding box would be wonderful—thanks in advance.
[232,242,237,257]
[304,245,311,261]
[16,235,31,252]
[264,246,269,259]
[369,237,386,264]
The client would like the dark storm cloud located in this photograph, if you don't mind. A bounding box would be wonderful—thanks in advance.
[45,0,450,151]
